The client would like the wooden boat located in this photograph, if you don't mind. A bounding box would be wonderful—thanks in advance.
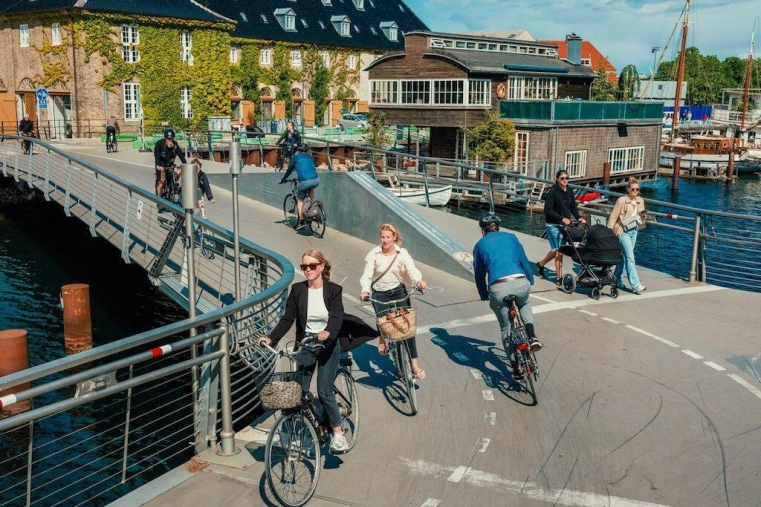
[661,135,750,170]
[382,175,453,206]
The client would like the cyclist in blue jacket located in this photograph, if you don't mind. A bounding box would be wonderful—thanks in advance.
[280,143,319,230]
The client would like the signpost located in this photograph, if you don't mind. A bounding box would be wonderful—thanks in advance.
[36,88,48,110]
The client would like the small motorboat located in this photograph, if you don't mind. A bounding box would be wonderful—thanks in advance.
[382,175,453,206]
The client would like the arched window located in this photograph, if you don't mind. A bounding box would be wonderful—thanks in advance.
[231,85,243,98]
[260,87,273,98]
[18,78,34,90]
[291,88,302,98]
[0,77,6,91]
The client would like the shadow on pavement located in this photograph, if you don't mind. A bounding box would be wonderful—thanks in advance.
[351,343,417,416]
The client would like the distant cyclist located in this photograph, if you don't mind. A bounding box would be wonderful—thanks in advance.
[276,120,301,165]
[106,115,120,146]
[154,129,186,197]
[280,143,319,230]
[473,212,542,377]
[18,114,35,154]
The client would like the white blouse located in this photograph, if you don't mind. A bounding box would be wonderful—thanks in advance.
[305,287,329,333]
[360,245,423,293]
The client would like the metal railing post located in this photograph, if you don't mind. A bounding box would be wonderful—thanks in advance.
[121,365,134,484]
[422,160,431,207]
[26,420,34,507]
[487,169,495,212]
[230,142,242,304]
[217,323,240,456]
[689,214,702,283]
[326,139,333,171]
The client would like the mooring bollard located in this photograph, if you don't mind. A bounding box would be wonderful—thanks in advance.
[0,329,32,417]
[61,283,93,354]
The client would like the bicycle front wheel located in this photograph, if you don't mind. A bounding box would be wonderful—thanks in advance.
[283,194,298,228]
[265,413,321,507]
[334,369,359,451]
[397,340,418,416]
[522,349,538,405]
[309,205,326,238]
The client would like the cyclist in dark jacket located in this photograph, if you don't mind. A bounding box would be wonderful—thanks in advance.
[536,170,586,286]
[154,129,186,197]
[280,143,319,230]
[276,121,301,160]
[18,115,35,154]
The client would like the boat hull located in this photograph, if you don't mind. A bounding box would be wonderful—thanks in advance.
[391,185,453,206]
[660,149,749,170]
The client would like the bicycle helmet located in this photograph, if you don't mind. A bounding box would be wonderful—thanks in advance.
[163,129,176,140]
[479,212,502,228]
[296,142,309,152]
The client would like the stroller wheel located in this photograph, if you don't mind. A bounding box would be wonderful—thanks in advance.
[610,286,619,299]
[561,274,576,294]
[591,287,601,300]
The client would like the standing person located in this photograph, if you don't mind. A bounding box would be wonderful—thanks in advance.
[280,143,319,230]
[106,115,120,145]
[608,178,647,294]
[192,158,215,218]
[276,120,301,166]
[18,114,35,154]
[154,129,186,197]
[473,212,542,378]
[536,169,586,286]
[359,223,427,379]
[260,250,348,454]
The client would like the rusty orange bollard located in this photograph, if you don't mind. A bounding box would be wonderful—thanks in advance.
[61,283,93,354]
[0,329,32,417]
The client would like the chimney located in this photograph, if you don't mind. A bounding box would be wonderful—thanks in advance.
[566,33,582,65]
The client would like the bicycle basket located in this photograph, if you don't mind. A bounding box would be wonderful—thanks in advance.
[376,308,417,341]
[260,372,302,410]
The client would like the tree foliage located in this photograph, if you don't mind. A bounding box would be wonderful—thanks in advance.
[591,66,617,101]
[363,112,390,148]
[309,59,330,125]
[618,64,640,101]
[465,111,515,163]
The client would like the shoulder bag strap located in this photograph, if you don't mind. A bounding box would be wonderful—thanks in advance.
[371,252,399,291]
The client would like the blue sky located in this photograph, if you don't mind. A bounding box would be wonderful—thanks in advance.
[404,0,759,74]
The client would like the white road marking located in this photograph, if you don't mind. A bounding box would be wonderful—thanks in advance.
[453,352,468,362]
[403,458,667,507]
[681,349,703,359]
[476,438,491,452]
[343,293,361,304]
[485,412,496,425]
[578,310,598,316]
[530,294,556,303]
[625,325,680,348]
[482,390,494,401]
[726,374,761,400]
[704,361,727,371]
[419,314,496,336]
[421,499,441,507]
[447,466,471,483]
[601,317,620,324]
[470,369,483,379]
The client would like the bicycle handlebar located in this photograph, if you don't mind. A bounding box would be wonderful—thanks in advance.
[361,286,425,304]
[258,335,322,358]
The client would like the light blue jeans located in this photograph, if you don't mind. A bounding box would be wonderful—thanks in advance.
[614,228,641,289]
[489,278,534,359]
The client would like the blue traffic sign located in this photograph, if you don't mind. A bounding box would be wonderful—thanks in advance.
[37,88,48,109]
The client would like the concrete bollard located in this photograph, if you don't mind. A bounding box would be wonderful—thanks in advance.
[0,329,32,417]
[61,283,93,354]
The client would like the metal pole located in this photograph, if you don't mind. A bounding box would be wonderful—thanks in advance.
[181,163,199,434]
[217,324,240,456]
[689,214,701,283]
[121,365,134,484]
[422,160,430,207]
[230,141,242,303]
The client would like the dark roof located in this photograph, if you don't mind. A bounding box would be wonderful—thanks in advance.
[409,30,557,49]
[198,0,428,51]
[424,48,597,79]
[0,0,231,23]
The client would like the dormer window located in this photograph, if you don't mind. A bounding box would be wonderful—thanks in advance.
[331,15,351,37]
[275,8,297,31]
[353,0,364,10]
[322,0,331,4]
[380,21,398,41]
[318,21,326,29]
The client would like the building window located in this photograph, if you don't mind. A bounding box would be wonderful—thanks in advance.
[581,58,592,66]
[347,55,357,69]
[121,25,140,62]
[291,50,302,67]
[301,19,309,28]
[401,80,430,105]
[180,32,192,64]
[123,82,140,121]
[380,22,399,41]
[261,14,269,23]
[609,146,645,173]
[341,21,350,36]
[514,132,530,173]
[51,23,62,46]
[260,48,272,65]
[508,76,556,100]
[433,80,463,105]
[230,46,240,64]
[322,0,331,4]
[468,80,491,106]
[275,9,297,31]
[353,0,364,9]
[564,150,587,178]
[181,86,193,119]
[370,80,398,104]
[321,52,330,67]
[20,24,29,47]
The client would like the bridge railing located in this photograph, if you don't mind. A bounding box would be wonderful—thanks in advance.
[0,135,294,505]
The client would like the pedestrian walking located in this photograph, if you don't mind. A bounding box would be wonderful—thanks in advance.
[607,178,647,294]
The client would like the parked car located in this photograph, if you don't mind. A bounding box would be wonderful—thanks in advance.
[337,114,368,131]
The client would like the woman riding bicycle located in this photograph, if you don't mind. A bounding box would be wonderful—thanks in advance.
[359,223,427,380]
[260,249,349,455]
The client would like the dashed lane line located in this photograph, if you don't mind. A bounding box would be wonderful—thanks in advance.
[485,412,496,425]
[447,466,472,484]
[421,499,441,507]
[482,390,494,401]
[578,310,598,316]
[624,325,680,348]
[681,349,704,359]
[530,294,556,303]
[704,361,727,371]
[601,317,621,324]
[470,369,483,380]
[726,374,761,401]
[476,438,491,453]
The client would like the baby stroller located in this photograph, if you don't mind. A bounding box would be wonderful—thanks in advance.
[558,224,622,299]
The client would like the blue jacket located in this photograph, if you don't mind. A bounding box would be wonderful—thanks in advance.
[473,231,534,300]
[281,152,318,183]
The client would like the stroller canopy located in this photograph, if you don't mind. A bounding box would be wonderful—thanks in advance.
[580,225,622,265]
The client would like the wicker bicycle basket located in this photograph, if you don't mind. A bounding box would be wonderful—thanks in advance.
[260,372,302,410]
[376,307,417,341]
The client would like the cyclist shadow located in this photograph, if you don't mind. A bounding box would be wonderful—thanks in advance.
[429,328,534,406]
[351,342,418,416]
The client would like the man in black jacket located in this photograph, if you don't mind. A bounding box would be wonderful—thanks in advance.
[154,129,186,197]
[18,115,35,154]
[536,169,586,285]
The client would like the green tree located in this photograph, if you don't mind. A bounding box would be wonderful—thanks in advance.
[363,112,390,148]
[465,111,515,164]
[618,64,640,100]
[309,59,330,126]
[591,66,617,101]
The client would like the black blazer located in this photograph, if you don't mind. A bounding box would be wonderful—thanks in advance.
[269,281,344,347]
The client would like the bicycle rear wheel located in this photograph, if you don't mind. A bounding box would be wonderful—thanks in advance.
[265,413,321,507]
[521,349,538,405]
[309,205,326,238]
[334,369,359,451]
[283,194,298,228]
[397,340,418,416]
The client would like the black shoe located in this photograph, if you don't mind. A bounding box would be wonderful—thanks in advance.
[555,279,562,287]
[295,221,307,231]
[530,337,543,351]
[536,262,545,277]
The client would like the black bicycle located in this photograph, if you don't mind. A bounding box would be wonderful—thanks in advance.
[259,338,359,507]
[160,165,181,206]
[502,295,539,405]
[282,179,326,238]
[106,132,118,153]
[275,144,293,172]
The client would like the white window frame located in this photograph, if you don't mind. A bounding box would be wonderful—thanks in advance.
[507,76,556,100]
[181,86,193,119]
[20,24,29,48]
[322,0,331,4]
[284,14,296,30]
[370,80,398,104]
[341,21,350,36]
[401,80,431,105]
[291,50,302,67]
[433,79,464,105]
[609,146,645,174]
[389,27,398,41]
[260,48,272,65]
[180,32,192,64]
[564,150,587,179]
[321,52,330,67]
[230,46,240,64]
[51,23,62,46]
[123,82,140,121]
[121,25,140,62]
[354,0,365,9]
[514,131,530,174]
[468,79,491,106]
[370,79,491,107]
[581,58,592,66]
[347,55,356,69]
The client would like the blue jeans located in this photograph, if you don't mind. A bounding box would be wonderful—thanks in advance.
[488,278,534,359]
[297,179,319,200]
[546,224,563,251]
[614,228,641,289]
[371,284,419,359]
[293,336,342,427]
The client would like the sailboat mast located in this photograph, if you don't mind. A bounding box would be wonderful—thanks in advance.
[670,0,690,144]
[740,30,754,132]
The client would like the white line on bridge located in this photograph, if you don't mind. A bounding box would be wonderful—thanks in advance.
[470,369,483,379]
[704,361,727,371]
[601,317,621,324]
[482,390,494,401]
[447,466,472,483]
[681,349,703,359]
[726,374,761,400]
[578,310,598,316]
[530,294,556,303]
[476,438,491,452]
[421,499,441,507]
[485,412,496,425]
[624,325,680,348]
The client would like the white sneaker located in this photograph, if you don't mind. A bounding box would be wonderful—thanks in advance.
[329,433,349,454]
[633,285,647,294]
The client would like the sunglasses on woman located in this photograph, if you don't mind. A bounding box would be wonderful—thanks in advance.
[300,262,322,271]
[629,188,640,192]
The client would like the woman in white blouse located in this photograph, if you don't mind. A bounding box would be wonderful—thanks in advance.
[359,223,427,379]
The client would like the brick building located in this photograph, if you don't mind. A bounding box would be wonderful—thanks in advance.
[539,34,618,84]
[367,31,661,186]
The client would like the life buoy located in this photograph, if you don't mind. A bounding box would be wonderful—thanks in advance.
[720,139,731,149]
[496,83,507,99]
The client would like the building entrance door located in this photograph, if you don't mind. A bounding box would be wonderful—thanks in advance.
[0,92,17,134]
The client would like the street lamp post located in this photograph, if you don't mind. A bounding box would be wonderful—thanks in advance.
[651,46,661,78]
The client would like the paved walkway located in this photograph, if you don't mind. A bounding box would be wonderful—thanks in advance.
[55,142,761,507]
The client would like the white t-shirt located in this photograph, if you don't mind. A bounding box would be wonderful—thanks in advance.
[359,245,423,293]
[305,287,329,334]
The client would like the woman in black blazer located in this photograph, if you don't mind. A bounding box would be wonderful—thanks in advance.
[262,249,348,454]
